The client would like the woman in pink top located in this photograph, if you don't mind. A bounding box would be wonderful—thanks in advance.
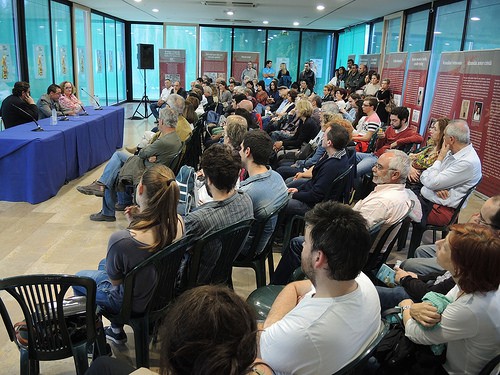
[59,81,83,114]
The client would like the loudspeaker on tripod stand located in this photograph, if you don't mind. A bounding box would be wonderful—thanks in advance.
[137,43,154,70]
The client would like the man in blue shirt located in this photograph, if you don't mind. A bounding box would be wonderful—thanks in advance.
[262,60,275,90]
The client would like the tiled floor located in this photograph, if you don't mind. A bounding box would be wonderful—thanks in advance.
[0,103,487,374]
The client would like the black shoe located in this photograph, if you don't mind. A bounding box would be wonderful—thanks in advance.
[90,212,116,222]
[114,203,128,211]
[104,327,127,345]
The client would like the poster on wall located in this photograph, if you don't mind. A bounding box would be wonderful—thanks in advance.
[159,49,186,89]
[381,52,408,106]
[232,52,259,83]
[358,54,381,73]
[0,44,13,81]
[310,59,323,79]
[201,51,227,81]
[428,49,500,197]
[59,47,68,76]
[34,45,46,79]
[402,51,430,129]
[96,50,103,73]
[108,51,114,72]
[78,48,85,74]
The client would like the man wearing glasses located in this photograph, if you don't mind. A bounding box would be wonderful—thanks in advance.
[402,195,500,275]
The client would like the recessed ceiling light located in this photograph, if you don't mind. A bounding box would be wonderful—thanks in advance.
[133,0,141,2]
[263,20,269,24]
[226,10,234,16]
[470,16,480,21]
[293,21,300,26]
[316,5,325,11]
[152,8,159,12]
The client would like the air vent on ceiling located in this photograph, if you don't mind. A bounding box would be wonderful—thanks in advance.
[213,18,252,23]
[202,1,256,7]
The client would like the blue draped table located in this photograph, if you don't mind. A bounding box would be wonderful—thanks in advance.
[0,106,124,204]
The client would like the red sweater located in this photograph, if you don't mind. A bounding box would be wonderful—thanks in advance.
[374,125,423,157]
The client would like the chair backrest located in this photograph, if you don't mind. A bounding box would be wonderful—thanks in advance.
[182,119,204,169]
[364,201,415,273]
[332,320,390,375]
[0,274,97,361]
[446,179,481,227]
[324,164,354,203]
[118,235,193,322]
[168,143,185,175]
[479,354,500,375]
[187,219,254,287]
[366,132,379,153]
[239,198,289,262]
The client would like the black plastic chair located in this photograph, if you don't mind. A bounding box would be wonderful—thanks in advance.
[233,199,289,288]
[168,142,185,175]
[406,182,480,258]
[100,235,193,369]
[332,319,390,375]
[182,119,204,169]
[187,219,254,288]
[363,201,415,275]
[479,354,500,375]
[0,274,104,375]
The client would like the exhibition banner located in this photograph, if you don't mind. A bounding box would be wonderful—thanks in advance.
[159,49,186,89]
[358,54,381,73]
[232,52,259,83]
[429,49,500,196]
[381,52,408,106]
[402,51,431,129]
[201,51,228,81]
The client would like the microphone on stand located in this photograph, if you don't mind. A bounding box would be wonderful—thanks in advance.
[79,105,90,116]
[12,104,43,131]
[81,88,103,110]
[58,105,69,121]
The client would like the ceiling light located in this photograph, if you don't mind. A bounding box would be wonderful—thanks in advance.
[152,8,159,12]
[226,10,234,16]
[133,0,141,2]
[263,20,269,24]
[316,5,325,11]
[293,21,300,26]
[470,16,480,21]
[434,31,442,34]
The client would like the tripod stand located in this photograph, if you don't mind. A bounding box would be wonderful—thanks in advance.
[130,69,152,120]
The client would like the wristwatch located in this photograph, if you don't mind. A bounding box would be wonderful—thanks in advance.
[401,305,412,311]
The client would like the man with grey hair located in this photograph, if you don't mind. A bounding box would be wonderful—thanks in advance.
[77,106,182,221]
[150,78,173,123]
[418,119,481,227]
[167,93,192,142]
[271,149,422,284]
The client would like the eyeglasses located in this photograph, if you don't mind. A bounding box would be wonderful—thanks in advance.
[374,163,395,171]
[478,212,500,229]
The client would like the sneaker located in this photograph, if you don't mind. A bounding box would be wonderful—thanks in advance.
[90,212,116,222]
[76,180,106,197]
[104,327,127,345]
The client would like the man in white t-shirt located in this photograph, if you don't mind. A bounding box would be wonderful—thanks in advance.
[150,79,173,122]
[260,201,381,375]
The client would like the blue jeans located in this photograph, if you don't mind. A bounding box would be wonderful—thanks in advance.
[356,152,378,178]
[98,151,131,217]
[74,259,123,328]
[150,102,166,120]
[376,285,411,311]
[271,130,292,142]
[272,236,304,285]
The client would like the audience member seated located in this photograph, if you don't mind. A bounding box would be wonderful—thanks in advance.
[407,117,450,193]
[334,87,347,111]
[272,150,422,285]
[352,96,381,152]
[263,89,297,133]
[399,224,500,374]
[150,79,173,123]
[238,131,288,258]
[345,64,361,93]
[218,80,232,110]
[339,93,361,123]
[283,123,350,217]
[59,81,84,113]
[321,84,335,102]
[0,81,39,129]
[260,201,381,374]
[299,80,311,97]
[363,73,381,96]
[86,285,273,375]
[402,195,500,275]
[184,143,253,283]
[356,106,423,179]
[183,95,199,126]
[267,80,280,106]
[73,164,183,344]
[37,84,64,119]
[272,99,319,152]
[76,106,182,221]
[418,119,481,227]
[172,81,187,98]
